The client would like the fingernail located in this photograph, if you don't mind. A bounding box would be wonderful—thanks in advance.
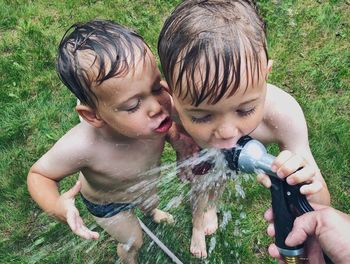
[287,177,295,185]
[271,165,277,172]
[277,171,284,178]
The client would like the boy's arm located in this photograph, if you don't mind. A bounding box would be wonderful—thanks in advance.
[266,87,330,205]
[27,127,99,239]
[166,122,200,182]
[28,129,84,217]
[28,167,64,220]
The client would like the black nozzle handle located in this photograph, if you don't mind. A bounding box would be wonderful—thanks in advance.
[269,176,305,256]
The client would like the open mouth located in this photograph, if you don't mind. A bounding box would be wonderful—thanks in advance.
[155,117,172,133]
[191,160,214,175]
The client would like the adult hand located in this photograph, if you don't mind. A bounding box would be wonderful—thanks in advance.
[58,181,99,240]
[264,204,350,264]
[264,207,324,264]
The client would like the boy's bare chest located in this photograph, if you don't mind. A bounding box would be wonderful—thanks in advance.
[83,138,165,183]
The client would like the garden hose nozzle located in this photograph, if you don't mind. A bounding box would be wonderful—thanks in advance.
[222,136,314,263]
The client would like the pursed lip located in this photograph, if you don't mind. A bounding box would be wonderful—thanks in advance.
[154,115,173,133]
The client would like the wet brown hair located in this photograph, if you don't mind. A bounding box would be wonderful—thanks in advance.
[158,0,268,106]
[57,19,147,109]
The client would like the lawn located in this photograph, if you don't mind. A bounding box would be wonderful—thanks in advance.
[0,0,349,263]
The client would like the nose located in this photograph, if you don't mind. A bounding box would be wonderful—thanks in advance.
[148,97,163,117]
[214,123,238,140]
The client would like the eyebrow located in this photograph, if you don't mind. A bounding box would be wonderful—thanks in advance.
[185,108,209,113]
[185,97,260,112]
[238,97,260,106]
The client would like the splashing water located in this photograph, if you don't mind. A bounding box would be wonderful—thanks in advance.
[220,211,232,230]
[27,148,253,263]
[208,237,217,256]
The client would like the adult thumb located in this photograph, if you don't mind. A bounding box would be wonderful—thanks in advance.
[65,181,82,198]
[285,211,318,247]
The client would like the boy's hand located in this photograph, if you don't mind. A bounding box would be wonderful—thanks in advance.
[167,123,200,182]
[256,150,323,196]
[58,181,99,240]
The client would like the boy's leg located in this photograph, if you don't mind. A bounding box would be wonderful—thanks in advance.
[150,208,174,224]
[203,180,226,235]
[94,210,142,264]
[139,191,174,224]
[190,182,209,258]
[203,190,218,236]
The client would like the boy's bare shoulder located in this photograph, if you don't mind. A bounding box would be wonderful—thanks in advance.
[53,122,97,156]
[264,84,308,147]
[266,84,298,106]
[30,122,97,179]
[265,84,304,121]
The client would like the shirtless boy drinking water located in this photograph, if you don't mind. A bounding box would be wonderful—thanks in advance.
[27,20,176,264]
[158,0,330,258]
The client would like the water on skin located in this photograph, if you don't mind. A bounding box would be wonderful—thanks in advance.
[28,148,252,263]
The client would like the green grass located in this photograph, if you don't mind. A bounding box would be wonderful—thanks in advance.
[1,1,349,263]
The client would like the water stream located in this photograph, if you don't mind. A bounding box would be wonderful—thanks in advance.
[27,148,255,263]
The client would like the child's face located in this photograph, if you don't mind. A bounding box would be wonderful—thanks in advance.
[93,52,173,139]
[172,61,271,149]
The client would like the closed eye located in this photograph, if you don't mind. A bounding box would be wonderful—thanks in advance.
[152,85,163,95]
[126,98,141,113]
[191,114,212,123]
[237,107,256,117]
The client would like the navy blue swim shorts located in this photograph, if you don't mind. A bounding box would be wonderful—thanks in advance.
[80,194,135,218]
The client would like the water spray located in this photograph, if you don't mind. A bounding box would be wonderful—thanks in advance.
[138,218,184,264]
[222,136,313,264]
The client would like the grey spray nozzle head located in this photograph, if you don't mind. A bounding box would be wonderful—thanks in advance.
[223,136,276,177]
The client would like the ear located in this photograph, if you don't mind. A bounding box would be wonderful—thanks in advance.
[267,60,273,73]
[161,80,172,95]
[265,60,273,80]
[75,104,105,128]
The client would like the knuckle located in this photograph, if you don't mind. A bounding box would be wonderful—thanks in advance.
[293,216,304,227]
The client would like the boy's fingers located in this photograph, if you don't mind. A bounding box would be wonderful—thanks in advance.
[267,223,275,237]
[264,207,274,222]
[79,225,100,240]
[69,216,99,240]
[256,173,271,188]
[286,165,315,185]
[90,230,99,240]
[76,215,84,230]
[66,207,82,231]
[74,226,92,240]
[271,150,293,172]
[276,155,305,178]
[65,181,82,198]
[299,181,323,195]
[268,243,282,259]
[67,210,78,231]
